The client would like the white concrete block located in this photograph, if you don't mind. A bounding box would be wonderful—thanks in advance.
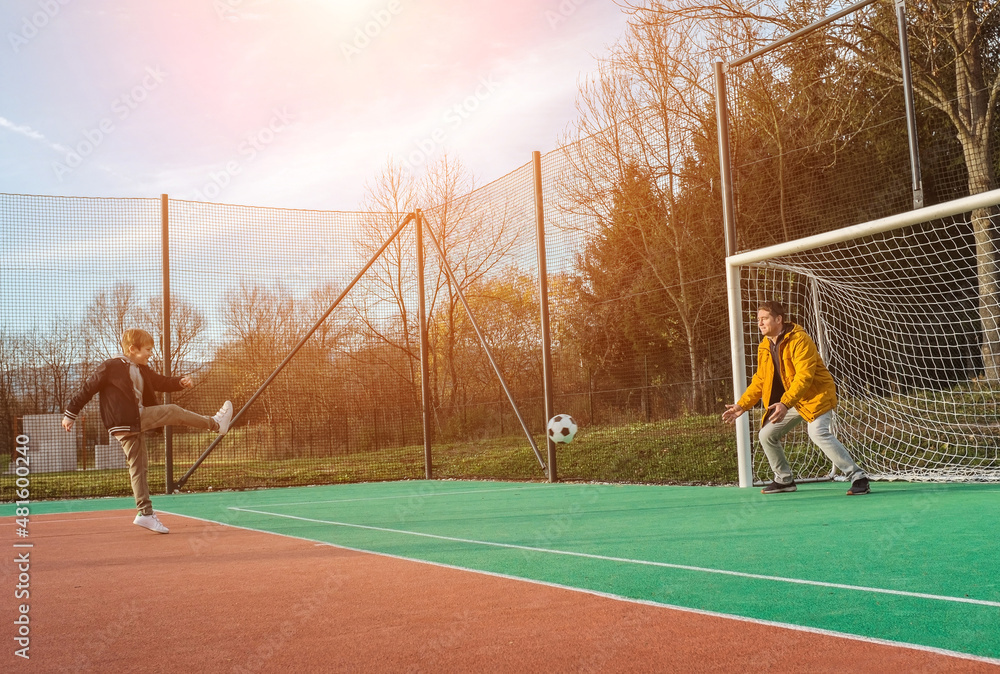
[22,413,77,473]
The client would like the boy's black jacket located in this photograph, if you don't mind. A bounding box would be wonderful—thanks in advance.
[64,357,184,436]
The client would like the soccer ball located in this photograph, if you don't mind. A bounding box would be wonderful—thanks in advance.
[547,414,578,444]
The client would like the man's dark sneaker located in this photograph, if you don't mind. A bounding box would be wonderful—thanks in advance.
[847,477,871,495]
[761,480,797,494]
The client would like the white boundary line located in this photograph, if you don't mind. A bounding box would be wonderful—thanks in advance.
[228,506,1000,609]
[159,509,1000,668]
[252,485,540,507]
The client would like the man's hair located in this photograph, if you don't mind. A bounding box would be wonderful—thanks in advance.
[758,300,786,321]
[121,328,154,353]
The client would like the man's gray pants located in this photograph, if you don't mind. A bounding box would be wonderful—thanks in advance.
[759,408,866,484]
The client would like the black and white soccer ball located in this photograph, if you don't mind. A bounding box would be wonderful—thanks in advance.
[546,414,578,444]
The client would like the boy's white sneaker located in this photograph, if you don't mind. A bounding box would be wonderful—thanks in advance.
[134,512,169,534]
[213,400,233,435]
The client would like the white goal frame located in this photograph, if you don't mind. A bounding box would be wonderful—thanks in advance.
[726,188,1000,487]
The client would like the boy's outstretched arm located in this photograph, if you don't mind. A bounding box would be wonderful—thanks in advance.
[63,361,110,431]
[144,365,187,393]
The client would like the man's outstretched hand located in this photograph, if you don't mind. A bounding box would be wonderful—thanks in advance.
[765,402,789,425]
[722,404,744,425]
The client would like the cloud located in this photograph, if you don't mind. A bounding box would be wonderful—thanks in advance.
[0,116,69,153]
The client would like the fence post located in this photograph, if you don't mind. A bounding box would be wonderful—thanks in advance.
[643,354,650,422]
[533,151,556,482]
[161,194,173,494]
[588,369,594,424]
[416,210,432,479]
[895,0,923,209]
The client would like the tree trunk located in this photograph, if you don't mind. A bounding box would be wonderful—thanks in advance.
[678,315,701,414]
[968,193,1000,381]
[951,3,1000,381]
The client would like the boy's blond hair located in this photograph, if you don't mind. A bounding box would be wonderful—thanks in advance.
[121,328,155,354]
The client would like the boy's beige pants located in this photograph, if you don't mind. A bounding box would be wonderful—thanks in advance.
[116,405,215,516]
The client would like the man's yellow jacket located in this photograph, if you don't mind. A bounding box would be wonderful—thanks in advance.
[737,323,838,424]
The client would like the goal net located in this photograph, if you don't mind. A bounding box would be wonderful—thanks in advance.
[728,192,1000,483]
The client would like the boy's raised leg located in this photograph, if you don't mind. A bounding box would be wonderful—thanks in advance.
[141,404,214,432]
[140,401,233,434]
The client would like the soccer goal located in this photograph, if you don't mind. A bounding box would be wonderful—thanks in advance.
[726,190,1000,486]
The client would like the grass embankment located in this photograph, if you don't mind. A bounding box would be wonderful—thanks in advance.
[1,415,739,501]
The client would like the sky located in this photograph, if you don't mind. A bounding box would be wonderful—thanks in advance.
[0,0,631,210]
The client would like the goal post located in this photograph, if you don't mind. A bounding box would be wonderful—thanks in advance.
[726,256,753,487]
[727,188,1000,485]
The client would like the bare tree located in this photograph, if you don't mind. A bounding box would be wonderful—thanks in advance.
[419,155,522,419]
[141,294,208,374]
[219,281,300,426]
[560,12,725,412]
[82,282,146,360]
[30,320,83,413]
[305,282,354,352]
[353,159,422,392]
[353,154,523,429]
[0,330,25,454]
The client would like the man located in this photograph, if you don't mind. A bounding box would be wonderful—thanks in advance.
[722,301,870,495]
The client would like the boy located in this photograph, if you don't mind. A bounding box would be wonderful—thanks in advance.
[722,301,870,495]
[63,328,233,533]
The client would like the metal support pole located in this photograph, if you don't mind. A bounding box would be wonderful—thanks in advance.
[715,62,738,259]
[161,194,173,494]
[416,210,433,479]
[716,61,753,487]
[533,151,557,482]
[895,0,924,209]
[729,0,878,68]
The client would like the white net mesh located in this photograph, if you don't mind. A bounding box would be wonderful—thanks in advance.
[739,209,1000,482]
